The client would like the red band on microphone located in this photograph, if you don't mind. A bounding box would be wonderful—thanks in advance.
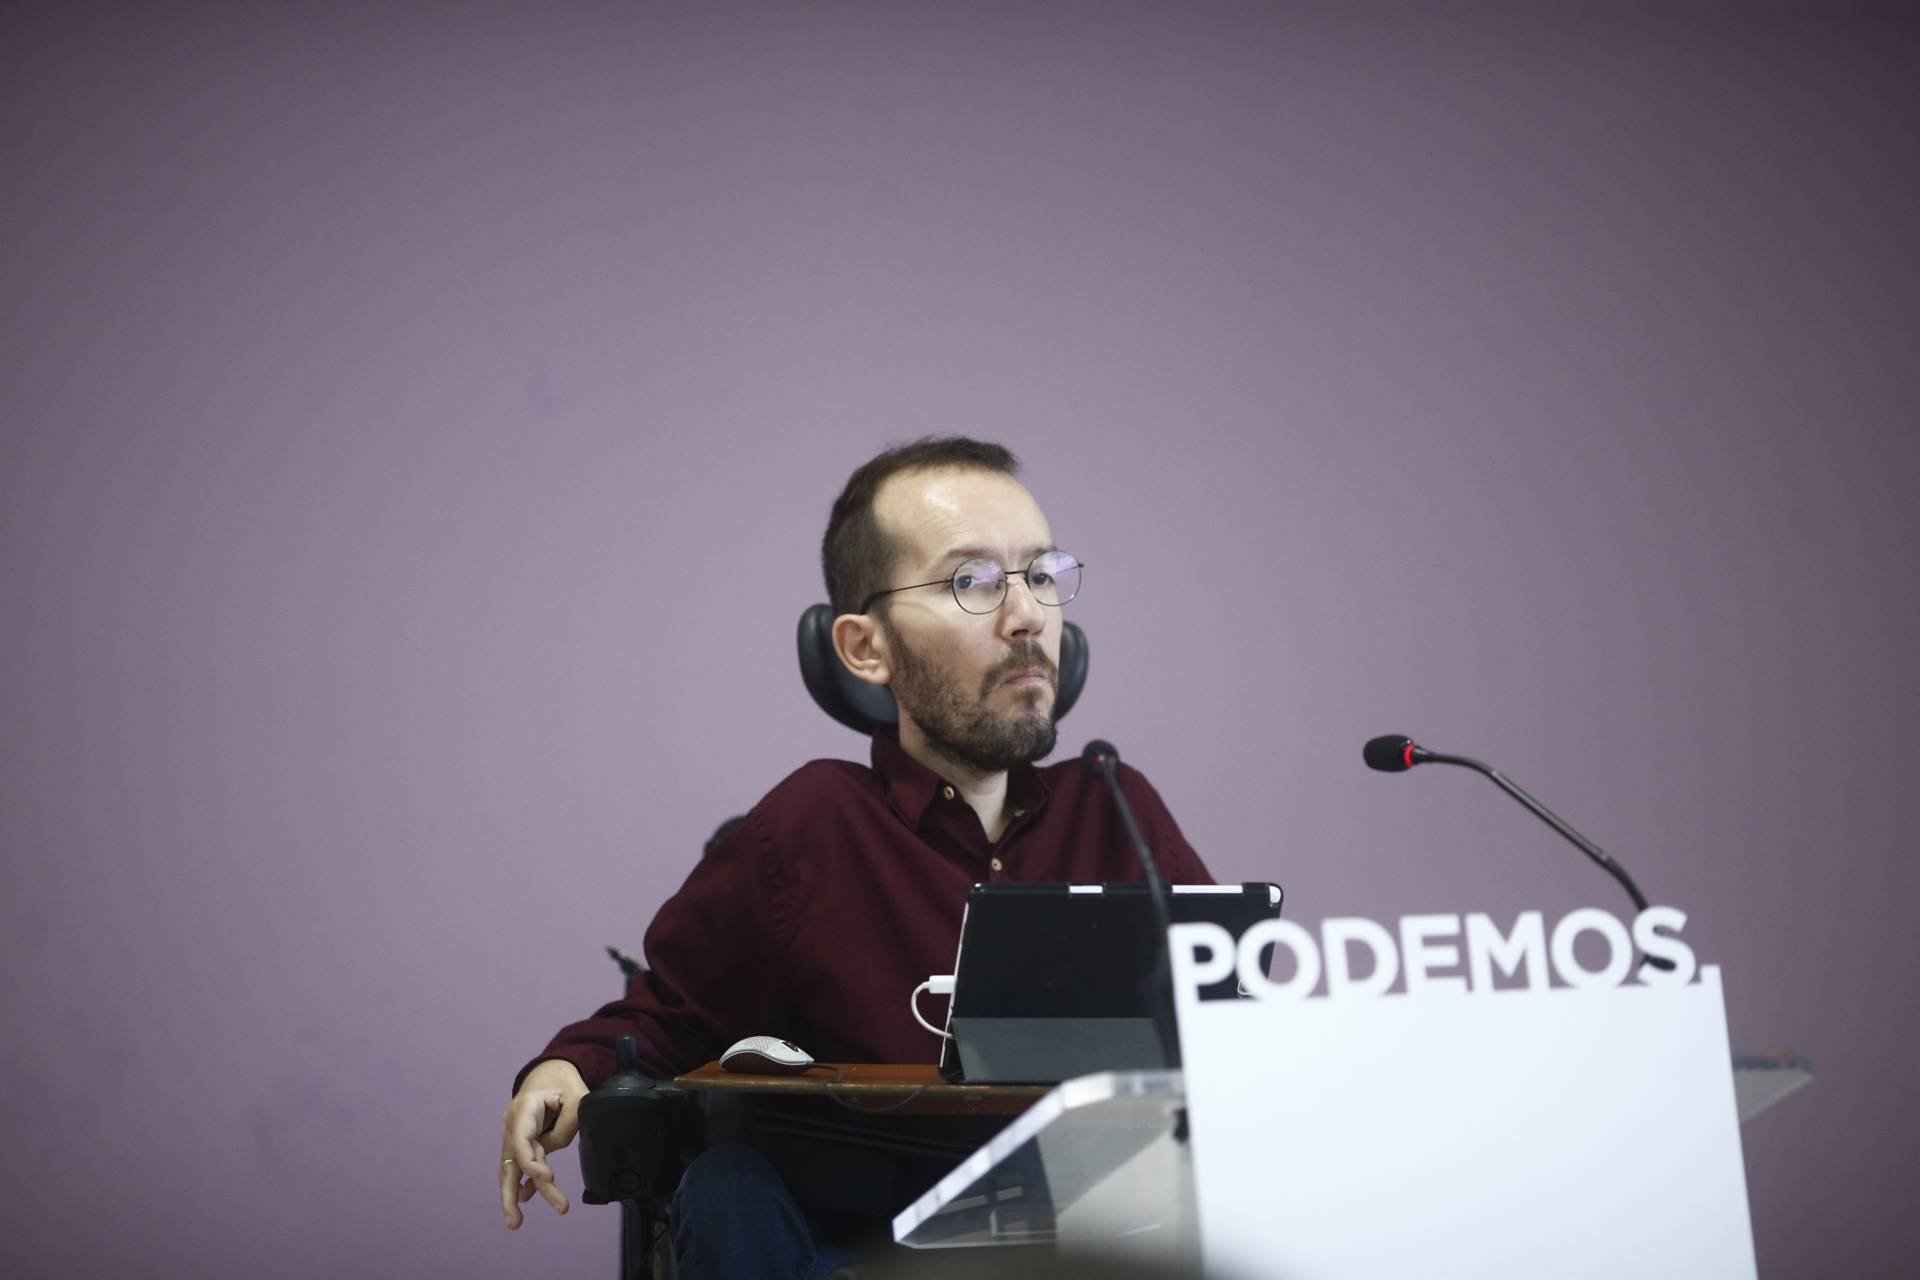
[1403,742,1417,769]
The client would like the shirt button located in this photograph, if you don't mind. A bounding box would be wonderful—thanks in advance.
[990,857,1003,872]
[942,785,956,801]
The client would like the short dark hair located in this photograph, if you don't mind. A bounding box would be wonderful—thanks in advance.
[822,436,1021,615]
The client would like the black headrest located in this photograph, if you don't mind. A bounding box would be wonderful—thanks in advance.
[796,604,1089,737]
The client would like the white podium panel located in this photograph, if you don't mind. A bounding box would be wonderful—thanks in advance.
[1174,962,1757,1279]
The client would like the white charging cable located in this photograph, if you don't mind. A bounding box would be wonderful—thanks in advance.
[910,975,955,1039]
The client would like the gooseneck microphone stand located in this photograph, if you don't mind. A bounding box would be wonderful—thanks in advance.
[1083,739,1183,1070]
[1363,734,1673,970]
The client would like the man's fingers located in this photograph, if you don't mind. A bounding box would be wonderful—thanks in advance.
[499,1157,524,1229]
[501,1152,565,1221]
[513,1132,552,1179]
[508,1102,555,1175]
[513,1092,568,1159]
[499,1078,586,1227]
[539,1089,582,1146]
[535,1174,570,1215]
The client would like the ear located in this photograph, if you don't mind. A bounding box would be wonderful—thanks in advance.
[831,612,892,687]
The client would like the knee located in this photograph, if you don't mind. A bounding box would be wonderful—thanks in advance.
[671,1143,784,1228]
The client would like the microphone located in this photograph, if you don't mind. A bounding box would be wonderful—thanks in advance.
[1362,734,1432,773]
[1082,739,1183,1069]
[1082,739,1120,773]
[1364,733,1675,970]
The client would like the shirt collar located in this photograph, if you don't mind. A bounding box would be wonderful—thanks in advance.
[871,726,1050,830]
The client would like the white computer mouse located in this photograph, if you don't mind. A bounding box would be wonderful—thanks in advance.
[719,1035,816,1075]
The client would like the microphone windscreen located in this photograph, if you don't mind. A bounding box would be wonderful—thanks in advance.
[1363,735,1416,773]
[1081,739,1120,775]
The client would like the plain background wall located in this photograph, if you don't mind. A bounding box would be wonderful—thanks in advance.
[4,3,1916,1275]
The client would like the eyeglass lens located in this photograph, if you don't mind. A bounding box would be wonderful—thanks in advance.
[951,551,1082,614]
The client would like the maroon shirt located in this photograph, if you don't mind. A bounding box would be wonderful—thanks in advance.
[518,729,1213,1089]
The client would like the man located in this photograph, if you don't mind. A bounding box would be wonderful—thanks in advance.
[499,437,1211,1277]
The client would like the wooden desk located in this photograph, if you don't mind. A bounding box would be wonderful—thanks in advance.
[667,1063,1045,1217]
[673,1061,1048,1118]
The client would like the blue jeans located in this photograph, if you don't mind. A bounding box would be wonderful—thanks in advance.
[670,1143,859,1280]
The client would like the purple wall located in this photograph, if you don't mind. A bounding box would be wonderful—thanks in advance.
[4,4,1916,1275]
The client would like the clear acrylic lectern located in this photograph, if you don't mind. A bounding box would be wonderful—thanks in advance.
[893,1069,1195,1260]
[894,1053,1810,1260]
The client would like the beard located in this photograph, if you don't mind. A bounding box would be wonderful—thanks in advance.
[882,621,1060,773]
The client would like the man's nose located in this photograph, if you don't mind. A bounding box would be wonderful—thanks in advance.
[999,574,1048,636]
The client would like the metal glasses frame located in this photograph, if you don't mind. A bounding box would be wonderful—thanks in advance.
[858,551,1085,615]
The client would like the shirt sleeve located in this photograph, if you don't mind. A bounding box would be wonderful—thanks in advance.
[511,806,787,1091]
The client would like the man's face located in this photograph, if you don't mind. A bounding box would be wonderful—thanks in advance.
[871,467,1064,773]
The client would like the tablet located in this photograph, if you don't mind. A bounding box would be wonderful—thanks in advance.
[937,881,1284,1084]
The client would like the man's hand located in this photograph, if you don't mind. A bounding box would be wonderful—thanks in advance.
[499,1059,590,1229]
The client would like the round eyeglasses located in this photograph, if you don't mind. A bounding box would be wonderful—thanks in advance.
[861,550,1084,616]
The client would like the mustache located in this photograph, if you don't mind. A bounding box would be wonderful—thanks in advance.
[981,641,1058,698]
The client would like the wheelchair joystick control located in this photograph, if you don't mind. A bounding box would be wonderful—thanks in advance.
[575,1036,697,1278]
[576,1035,690,1208]
[612,1034,646,1082]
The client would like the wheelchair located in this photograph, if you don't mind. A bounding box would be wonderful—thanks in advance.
[572,605,1090,1278]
